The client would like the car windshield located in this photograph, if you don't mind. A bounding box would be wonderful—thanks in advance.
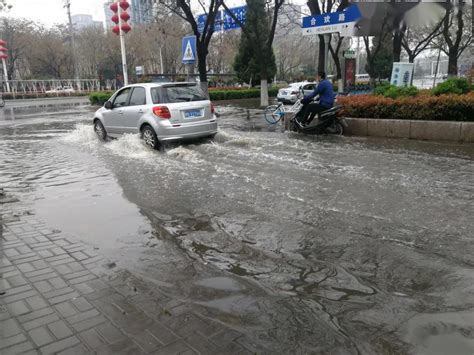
[151,85,207,104]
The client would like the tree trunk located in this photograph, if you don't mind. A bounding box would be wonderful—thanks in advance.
[318,35,325,73]
[334,57,342,80]
[393,31,404,62]
[447,48,458,77]
[197,49,209,98]
[260,78,269,107]
[408,54,415,63]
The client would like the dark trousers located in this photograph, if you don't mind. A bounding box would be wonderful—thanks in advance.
[301,103,328,125]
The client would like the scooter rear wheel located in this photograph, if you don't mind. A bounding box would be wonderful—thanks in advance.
[333,122,344,136]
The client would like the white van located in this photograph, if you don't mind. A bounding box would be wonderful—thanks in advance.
[355,74,370,83]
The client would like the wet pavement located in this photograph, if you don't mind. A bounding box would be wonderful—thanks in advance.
[1,102,474,354]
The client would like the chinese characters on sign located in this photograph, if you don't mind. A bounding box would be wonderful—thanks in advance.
[302,5,361,36]
[197,6,247,34]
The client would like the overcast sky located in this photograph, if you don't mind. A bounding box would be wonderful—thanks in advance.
[6,0,106,27]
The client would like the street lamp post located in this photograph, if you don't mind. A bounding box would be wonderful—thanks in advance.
[0,40,10,93]
[64,0,81,91]
[111,1,132,86]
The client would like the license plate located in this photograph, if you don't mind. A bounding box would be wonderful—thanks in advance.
[184,109,202,119]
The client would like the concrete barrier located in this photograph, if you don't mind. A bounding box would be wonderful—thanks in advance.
[368,119,411,139]
[460,122,474,143]
[410,121,462,141]
[345,118,473,143]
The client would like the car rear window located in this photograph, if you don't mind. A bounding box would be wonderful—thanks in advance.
[151,85,207,104]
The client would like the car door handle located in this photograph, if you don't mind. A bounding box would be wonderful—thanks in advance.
[138,109,144,113]
[118,110,123,114]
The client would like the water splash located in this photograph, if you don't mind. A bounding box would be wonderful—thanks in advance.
[61,123,98,148]
[104,134,155,160]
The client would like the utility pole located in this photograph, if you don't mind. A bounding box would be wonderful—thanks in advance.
[64,0,81,91]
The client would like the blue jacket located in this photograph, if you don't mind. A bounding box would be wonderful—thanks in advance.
[302,80,334,108]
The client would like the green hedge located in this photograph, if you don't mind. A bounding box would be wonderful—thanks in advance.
[89,92,113,105]
[433,78,471,96]
[209,87,279,100]
[89,88,279,105]
[374,84,419,99]
[338,92,474,122]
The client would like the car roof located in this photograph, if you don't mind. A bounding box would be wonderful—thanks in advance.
[122,82,199,88]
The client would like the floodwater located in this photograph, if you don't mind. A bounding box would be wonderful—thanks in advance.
[1,103,473,354]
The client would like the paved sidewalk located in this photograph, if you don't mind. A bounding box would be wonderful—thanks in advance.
[0,214,258,354]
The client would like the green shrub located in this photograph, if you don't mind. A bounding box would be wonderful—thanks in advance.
[433,78,471,96]
[373,83,392,96]
[374,84,418,98]
[338,92,474,122]
[209,87,279,101]
[89,92,113,105]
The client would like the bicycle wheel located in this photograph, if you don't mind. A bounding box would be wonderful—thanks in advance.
[264,105,283,124]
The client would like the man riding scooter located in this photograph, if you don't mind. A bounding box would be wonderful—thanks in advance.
[296,71,334,127]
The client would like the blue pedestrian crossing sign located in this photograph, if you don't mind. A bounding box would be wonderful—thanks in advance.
[302,5,361,36]
[182,36,197,64]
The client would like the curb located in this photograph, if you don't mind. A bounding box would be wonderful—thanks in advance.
[345,118,474,143]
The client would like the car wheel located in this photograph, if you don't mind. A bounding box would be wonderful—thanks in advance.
[94,120,107,140]
[141,125,160,150]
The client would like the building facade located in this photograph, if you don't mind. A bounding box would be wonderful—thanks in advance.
[130,0,154,24]
[71,14,103,30]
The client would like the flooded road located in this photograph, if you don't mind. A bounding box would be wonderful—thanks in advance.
[1,103,474,354]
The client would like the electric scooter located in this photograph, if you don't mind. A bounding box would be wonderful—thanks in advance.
[288,90,348,135]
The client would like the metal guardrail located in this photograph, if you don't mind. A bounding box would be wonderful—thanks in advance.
[0,79,119,97]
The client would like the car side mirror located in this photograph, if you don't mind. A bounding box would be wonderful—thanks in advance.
[104,101,113,110]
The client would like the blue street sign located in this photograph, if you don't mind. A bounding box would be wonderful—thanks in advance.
[182,35,197,64]
[197,6,246,33]
[222,6,246,31]
[302,4,361,36]
[197,12,223,33]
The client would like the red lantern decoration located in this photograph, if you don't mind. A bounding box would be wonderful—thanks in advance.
[121,23,131,33]
[110,2,118,13]
[0,54,8,59]
[120,12,130,21]
[0,47,7,52]
[0,40,6,46]
[119,1,129,10]
[112,25,120,35]
[111,14,119,24]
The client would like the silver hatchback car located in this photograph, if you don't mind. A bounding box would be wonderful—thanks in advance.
[93,82,218,149]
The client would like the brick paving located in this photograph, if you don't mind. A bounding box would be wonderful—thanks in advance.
[0,214,260,354]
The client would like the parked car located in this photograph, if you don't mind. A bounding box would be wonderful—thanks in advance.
[277,82,317,104]
[93,83,218,150]
[45,86,75,94]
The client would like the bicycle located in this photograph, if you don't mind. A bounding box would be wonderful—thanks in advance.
[264,90,304,124]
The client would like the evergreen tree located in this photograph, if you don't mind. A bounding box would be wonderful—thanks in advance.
[233,0,277,86]
[365,31,393,83]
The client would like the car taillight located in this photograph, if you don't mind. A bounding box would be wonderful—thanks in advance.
[210,102,215,114]
[152,106,171,119]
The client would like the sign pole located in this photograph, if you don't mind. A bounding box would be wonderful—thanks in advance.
[356,37,360,75]
[118,3,129,86]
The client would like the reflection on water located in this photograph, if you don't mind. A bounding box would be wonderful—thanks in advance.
[0,105,473,354]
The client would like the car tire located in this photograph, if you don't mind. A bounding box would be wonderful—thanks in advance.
[141,125,161,150]
[94,120,107,141]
